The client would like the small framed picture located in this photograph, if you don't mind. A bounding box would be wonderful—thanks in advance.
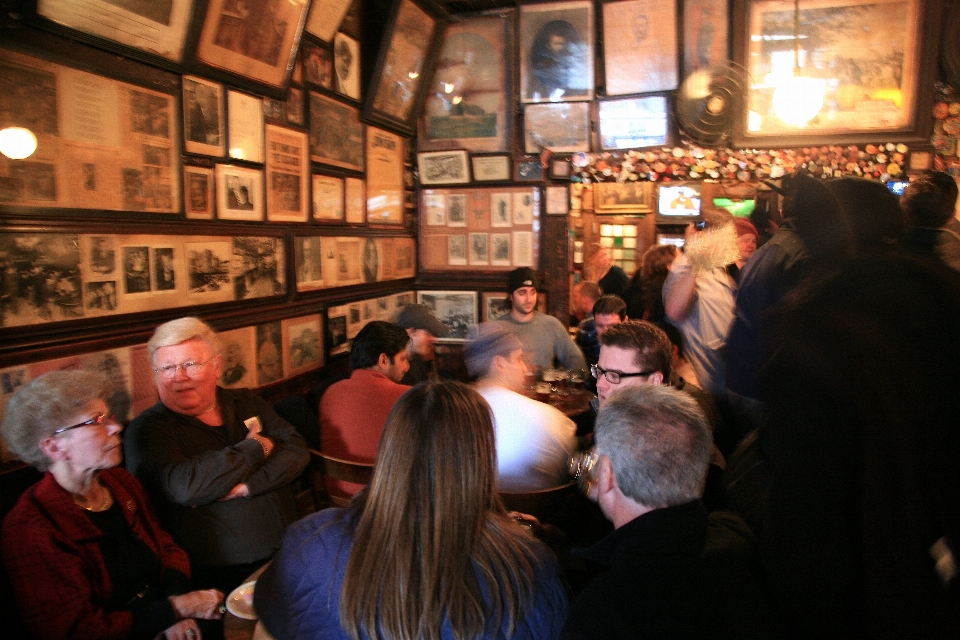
[471,154,512,182]
[416,290,479,341]
[286,87,305,126]
[549,158,571,180]
[417,150,471,186]
[227,89,265,163]
[265,125,309,223]
[482,291,511,322]
[344,177,365,223]
[312,174,345,221]
[182,75,225,157]
[514,155,544,182]
[302,39,334,89]
[524,101,591,154]
[184,166,215,219]
[546,184,570,215]
[215,164,264,221]
[597,95,670,151]
[333,32,361,100]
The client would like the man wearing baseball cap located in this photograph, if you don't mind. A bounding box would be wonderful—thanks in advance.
[496,267,586,372]
[393,303,450,385]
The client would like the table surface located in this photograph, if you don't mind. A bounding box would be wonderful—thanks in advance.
[223,565,268,640]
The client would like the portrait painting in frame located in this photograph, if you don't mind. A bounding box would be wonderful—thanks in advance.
[602,0,678,96]
[309,92,365,171]
[519,1,594,103]
[418,12,514,153]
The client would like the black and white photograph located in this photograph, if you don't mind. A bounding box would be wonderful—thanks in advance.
[256,321,283,386]
[327,310,349,356]
[295,236,324,290]
[216,165,264,222]
[424,194,446,225]
[84,281,117,313]
[491,193,512,227]
[88,236,116,275]
[186,240,232,297]
[182,75,224,156]
[334,32,361,100]
[491,233,511,266]
[219,327,254,388]
[416,290,478,341]
[184,167,215,219]
[0,233,82,327]
[286,315,323,373]
[79,349,133,423]
[513,191,534,224]
[233,236,284,300]
[482,291,511,322]
[153,247,176,291]
[448,194,467,227]
[449,234,467,266]
[362,237,380,283]
[520,1,594,103]
[123,246,151,294]
[417,150,470,185]
[469,232,489,265]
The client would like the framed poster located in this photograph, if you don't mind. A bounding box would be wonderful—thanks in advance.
[546,184,569,215]
[182,76,224,156]
[344,177,365,223]
[519,1,594,103]
[333,32,361,100]
[184,166,214,219]
[364,0,445,136]
[471,154,512,182]
[194,0,310,93]
[596,95,670,150]
[593,180,654,214]
[418,12,514,153]
[524,102,591,154]
[366,127,404,224]
[417,150,470,185]
[735,0,938,147]
[227,89,264,163]
[683,0,729,77]
[302,39,334,89]
[416,290,477,341]
[309,92,364,171]
[32,0,196,66]
[215,164,263,221]
[265,125,309,222]
[602,0,678,96]
[304,0,353,42]
[312,174,344,221]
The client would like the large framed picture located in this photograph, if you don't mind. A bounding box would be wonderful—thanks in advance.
[215,164,264,221]
[524,102,591,153]
[734,0,940,147]
[366,127,404,224]
[683,0,729,77]
[265,125,309,222]
[519,1,594,103]
[309,92,365,171]
[417,150,470,186]
[593,181,654,214]
[596,95,671,150]
[363,0,445,136]
[227,89,264,163]
[416,290,477,341]
[194,0,310,95]
[30,0,196,68]
[418,12,514,153]
[601,0,678,96]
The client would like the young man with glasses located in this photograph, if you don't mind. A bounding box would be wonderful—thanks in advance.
[124,316,309,606]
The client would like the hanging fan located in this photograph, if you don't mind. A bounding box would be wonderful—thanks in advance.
[675,62,750,146]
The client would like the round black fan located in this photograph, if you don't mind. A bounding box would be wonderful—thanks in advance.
[675,62,749,146]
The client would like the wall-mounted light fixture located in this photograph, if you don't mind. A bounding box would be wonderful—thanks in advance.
[0,127,38,159]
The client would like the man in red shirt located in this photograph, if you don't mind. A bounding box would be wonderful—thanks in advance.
[318,321,410,498]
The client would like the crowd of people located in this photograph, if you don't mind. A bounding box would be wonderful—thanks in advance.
[1,171,958,639]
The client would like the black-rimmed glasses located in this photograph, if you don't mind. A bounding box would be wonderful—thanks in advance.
[590,363,656,384]
[153,357,214,380]
[52,413,116,435]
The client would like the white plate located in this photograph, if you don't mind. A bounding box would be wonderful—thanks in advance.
[226,580,258,620]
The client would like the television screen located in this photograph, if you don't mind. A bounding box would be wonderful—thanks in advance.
[886,180,909,196]
[657,183,701,217]
[713,197,756,218]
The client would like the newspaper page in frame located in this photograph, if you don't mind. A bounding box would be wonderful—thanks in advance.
[366,127,403,224]
[0,50,179,212]
[305,0,353,42]
[266,124,309,222]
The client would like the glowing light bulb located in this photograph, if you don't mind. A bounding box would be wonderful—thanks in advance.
[0,127,38,159]
[771,74,825,127]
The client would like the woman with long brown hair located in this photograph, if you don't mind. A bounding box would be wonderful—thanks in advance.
[255,381,568,640]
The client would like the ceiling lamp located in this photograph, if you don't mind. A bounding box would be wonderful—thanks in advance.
[0,127,38,159]
[771,0,825,128]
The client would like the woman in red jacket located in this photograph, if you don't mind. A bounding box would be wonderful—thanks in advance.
[1,370,224,639]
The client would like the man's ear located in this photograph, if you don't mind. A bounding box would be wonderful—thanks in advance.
[405,327,415,338]
[649,371,664,385]
[377,352,391,370]
[596,455,616,497]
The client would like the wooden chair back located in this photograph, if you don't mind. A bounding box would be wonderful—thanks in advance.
[306,449,374,509]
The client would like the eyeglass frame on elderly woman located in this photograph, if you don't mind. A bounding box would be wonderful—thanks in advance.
[590,363,656,384]
[153,356,216,380]
[52,413,117,435]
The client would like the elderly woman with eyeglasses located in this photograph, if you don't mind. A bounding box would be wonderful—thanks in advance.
[0,370,224,640]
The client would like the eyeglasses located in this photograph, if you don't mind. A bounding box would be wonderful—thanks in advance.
[53,413,116,435]
[153,357,214,380]
[590,363,656,384]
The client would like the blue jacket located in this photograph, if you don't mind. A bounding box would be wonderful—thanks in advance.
[255,508,569,640]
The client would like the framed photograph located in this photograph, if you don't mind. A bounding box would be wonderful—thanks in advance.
[366,127,404,224]
[490,233,511,266]
[263,97,286,123]
[513,230,534,266]
[284,314,324,376]
[416,290,478,341]
[194,0,310,93]
[418,12,514,153]
[295,236,325,290]
[734,0,939,147]
[227,89,264,163]
[344,177,365,223]
[31,0,195,67]
[469,232,489,265]
[490,193,512,227]
[514,156,544,182]
[448,234,467,265]
[302,39,334,89]
[304,0,353,42]
[524,102,591,153]
[594,180,654,214]
[471,154,512,182]
[602,0,678,96]
[313,174,344,221]
[183,75,225,156]
[184,166,215,219]
[683,0,729,77]
[546,184,569,215]
[417,150,470,185]
[215,164,264,221]
[519,1,594,103]
[333,32,361,100]
[482,291,511,321]
[287,87,305,126]
[549,158,571,180]
[309,92,365,171]
[265,125,309,222]
[597,95,670,150]
[364,0,445,136]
